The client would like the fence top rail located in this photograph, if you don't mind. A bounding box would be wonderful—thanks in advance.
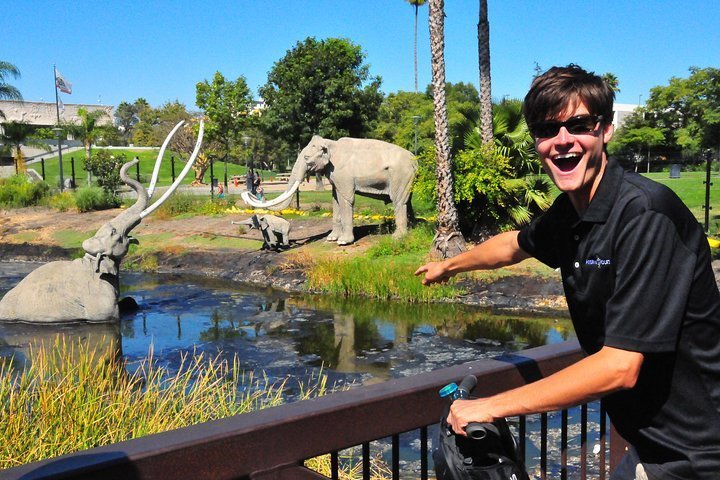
[4,341,583,480]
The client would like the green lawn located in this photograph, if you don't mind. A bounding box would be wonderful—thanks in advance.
[32,148,271,189]
[645,170,720,234]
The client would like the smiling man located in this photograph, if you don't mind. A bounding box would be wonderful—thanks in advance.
[415,64,720,479]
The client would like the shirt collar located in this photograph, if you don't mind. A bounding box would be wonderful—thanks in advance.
[580,159,623,223]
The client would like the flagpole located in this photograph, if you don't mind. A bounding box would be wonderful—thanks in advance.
[53,65,65,192]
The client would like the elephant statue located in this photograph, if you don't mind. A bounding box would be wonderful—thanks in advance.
[241,136,417,245]
[0,121,204,323]
[234,214,290,249]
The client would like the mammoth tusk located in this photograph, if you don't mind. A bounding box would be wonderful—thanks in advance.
[241,180,301,208]
[147,120,185,199]
[140,120,204,219]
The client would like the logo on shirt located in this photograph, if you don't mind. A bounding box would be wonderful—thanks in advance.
[585,256,611,268]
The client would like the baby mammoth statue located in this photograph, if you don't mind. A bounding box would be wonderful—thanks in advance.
[234,214,290,250]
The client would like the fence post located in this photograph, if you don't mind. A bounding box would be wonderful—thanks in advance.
[70,157,76,187]
[210,158,215,198]
[41,158,45,180]
[171,156,176,183]
[704,152,713,232]
[135,156,141,182]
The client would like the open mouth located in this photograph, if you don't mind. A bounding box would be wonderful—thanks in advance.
[552,153,582,172]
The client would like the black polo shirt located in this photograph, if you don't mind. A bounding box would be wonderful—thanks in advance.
[518,160,720,479]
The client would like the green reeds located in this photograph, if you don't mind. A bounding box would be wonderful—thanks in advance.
[0,337,324,469]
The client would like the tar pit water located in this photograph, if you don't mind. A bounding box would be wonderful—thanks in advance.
[0,262,580,478]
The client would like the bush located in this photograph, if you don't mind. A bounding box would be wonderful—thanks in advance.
[74,187,120,212]
[85,150,124,196]
[0,175,50,207]
[414,144,552,238]
[46,191,76,211]
[154,192,198,219]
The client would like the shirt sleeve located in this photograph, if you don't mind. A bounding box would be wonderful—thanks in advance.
[604,210,696,353]
[518,196,568,269]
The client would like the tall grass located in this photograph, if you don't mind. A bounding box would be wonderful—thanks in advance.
[0,337,325,469]
[304,225,464,302]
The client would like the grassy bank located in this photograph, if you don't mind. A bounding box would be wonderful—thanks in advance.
[0,338,393,478]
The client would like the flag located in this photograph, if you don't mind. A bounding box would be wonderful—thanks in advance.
[58,98,65,115]
[55,68,72,94]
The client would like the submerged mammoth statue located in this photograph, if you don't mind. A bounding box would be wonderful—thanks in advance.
[0,121,204,323]
[242,136,417,245]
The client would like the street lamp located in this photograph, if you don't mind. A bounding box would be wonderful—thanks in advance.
[412,115,421,156]
[52,127,65,192]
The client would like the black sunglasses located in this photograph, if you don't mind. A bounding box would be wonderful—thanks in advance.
[529,115,603,138]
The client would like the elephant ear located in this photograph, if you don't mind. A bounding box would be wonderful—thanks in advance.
[314,143,331,170]
[259,218,269,230]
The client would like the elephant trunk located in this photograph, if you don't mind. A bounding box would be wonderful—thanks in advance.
[241,158,307,211]
[113,160,148,236]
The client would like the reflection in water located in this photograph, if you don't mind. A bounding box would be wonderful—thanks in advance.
[0,322,122,370]
[0,264,574,387]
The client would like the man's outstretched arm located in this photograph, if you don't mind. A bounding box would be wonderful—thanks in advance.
[415,230,530,285]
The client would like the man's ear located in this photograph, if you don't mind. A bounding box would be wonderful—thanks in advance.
[602,123,614,144]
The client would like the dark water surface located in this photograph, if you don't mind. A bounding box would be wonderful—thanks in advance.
[0,261,574,390]
[0,262,587,476]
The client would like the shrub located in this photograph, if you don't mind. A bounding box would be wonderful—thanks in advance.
[85,150,125,196]
[46,191,76,211]
[74,187,119,212]
[154,192,197,219]
[0,175,50,207]
[414,143,552,238]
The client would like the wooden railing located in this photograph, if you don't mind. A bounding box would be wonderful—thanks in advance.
[2,341,628,479]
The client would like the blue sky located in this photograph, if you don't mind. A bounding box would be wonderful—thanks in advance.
[3,0,719,111]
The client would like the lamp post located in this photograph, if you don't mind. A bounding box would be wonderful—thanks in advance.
[52,127,65,192]
[242,135,250,169]
[412,115,421,155]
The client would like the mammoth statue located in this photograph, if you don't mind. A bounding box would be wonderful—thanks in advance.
[242,136,417,245]
[0,121,204,323]
[234,214,290,249]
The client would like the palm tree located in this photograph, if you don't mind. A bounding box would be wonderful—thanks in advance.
[602,72,621,93]
[478,0,493,144]
[429,0,466,258]
[0,121,49,174]
[406,0,427,93]
[66,107,109,162]
[0,61,22,120]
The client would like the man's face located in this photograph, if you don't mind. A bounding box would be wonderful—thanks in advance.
[534,101,614,211]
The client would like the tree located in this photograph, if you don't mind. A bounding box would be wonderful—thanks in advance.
[114,101,140,143]
[0,121,49,174]
[196,71,255,167]
[259,37,383,152]
[131,100,192,147]
[0,61,22,119]
[428,0,466,258]
[602,72,621,93]
[70,107,110,163]
[406,0,427,93]
[610,68,720,163]
[477,0,493,144]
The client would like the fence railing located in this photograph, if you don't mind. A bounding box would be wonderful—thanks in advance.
[2,340,628,479]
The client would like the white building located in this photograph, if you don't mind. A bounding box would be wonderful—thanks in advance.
[0,100,114,129]
[613,103,641,131]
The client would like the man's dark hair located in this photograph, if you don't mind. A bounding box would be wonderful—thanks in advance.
[523,64,615,128]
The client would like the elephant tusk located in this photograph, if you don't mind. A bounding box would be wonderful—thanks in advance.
[147,120,185,199]
[241,180,301,208]
[140,120,204,219]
